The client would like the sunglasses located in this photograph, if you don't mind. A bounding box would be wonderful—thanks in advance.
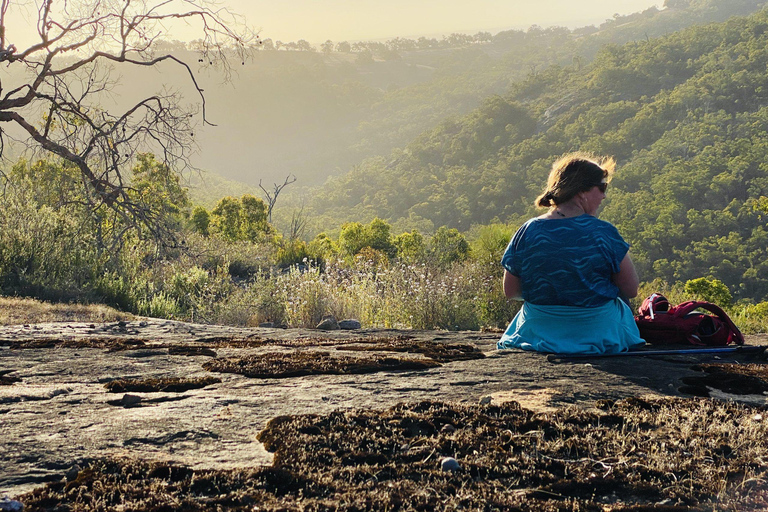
[596,182,608,193]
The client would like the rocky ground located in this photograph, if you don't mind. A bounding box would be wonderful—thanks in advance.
[2,320,768,509]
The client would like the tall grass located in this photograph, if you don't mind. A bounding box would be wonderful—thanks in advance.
[236,259,519,330]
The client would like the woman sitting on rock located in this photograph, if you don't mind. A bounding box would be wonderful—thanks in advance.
[497,152,644,354]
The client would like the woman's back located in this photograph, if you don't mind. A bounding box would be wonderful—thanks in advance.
[502,215,628,307]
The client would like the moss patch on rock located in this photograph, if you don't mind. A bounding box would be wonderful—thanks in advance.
[104,376,221,393]
[343,338,485,362]
[203,351,441,378]
[7,337,148,351]
[19,397,768,511]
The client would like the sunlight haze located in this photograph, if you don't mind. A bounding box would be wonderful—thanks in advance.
[4,1,663,49]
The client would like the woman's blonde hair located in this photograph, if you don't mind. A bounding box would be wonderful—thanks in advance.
[535,152,615,208]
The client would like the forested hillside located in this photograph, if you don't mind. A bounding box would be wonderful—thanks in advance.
[181,0,765,186]
[305,5,768,302]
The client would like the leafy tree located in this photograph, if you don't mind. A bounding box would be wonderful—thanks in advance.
[684,277,733,306]
[240,195,271,242]
[191,206,211,236]
[366,218,396,258]
[210,197,243,242]
[0,0,252,242]
[428,227,470,267]
[394,230,426,264]
[308,233,337,263]
[469,224,516,268]
[209,195,271,243]
[338,222,368,257]
[130,154,190,237]
[338,218,396,259]
[756,196,768,215]
[335,41,351,53]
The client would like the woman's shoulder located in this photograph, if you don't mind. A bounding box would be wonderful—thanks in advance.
[572,214,619,230]
[517,215,620,237]
[574,215,626,243]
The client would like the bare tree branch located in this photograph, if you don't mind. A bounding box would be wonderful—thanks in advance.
[0,0,255,246]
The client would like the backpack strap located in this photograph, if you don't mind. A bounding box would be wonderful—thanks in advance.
[638,293,669,319]
[672,301,745,345]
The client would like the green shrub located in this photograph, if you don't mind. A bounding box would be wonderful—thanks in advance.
[468,223,515,268]
[427,226,470,268]
[137,292,181,319]
[684,277,733,307]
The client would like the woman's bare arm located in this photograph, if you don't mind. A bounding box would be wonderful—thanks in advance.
[503,269,523,300]
[613,253,639,299]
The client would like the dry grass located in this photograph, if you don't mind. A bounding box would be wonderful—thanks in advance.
[0,296,132,325]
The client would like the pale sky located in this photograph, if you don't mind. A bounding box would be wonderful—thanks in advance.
[5,1,662,49]
[228,0,663,44]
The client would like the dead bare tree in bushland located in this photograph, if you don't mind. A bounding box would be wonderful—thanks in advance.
[259,174,296,223]
[0,0,254,245]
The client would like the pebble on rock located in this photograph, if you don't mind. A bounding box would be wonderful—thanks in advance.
[0,497,24,511]
[440,456,461,472]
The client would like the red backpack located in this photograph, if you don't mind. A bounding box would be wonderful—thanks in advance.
[635,293,744,346]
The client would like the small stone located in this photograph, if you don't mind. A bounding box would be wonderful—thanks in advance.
[0,497,24,511]
[316,316,339,330]
[441,424,456,434]
[139,321,148,327]
[479,396,492,405]
[440,456,461,472]
[48,388,69,398]
[753,414,763,422]
[338,319,361,330]
[258,322,274,328]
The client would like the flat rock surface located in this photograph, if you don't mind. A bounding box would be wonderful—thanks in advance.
[1,319,766,497]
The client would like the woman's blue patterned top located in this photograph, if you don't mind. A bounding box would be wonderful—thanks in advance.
[501,214,629,308]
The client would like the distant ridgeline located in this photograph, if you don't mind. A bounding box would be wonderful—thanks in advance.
[302,0,768,302]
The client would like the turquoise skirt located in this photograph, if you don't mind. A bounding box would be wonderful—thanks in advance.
[497,298,645,355]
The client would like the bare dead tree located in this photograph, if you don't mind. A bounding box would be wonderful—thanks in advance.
[0,0,255,245]
[259,174,296,223]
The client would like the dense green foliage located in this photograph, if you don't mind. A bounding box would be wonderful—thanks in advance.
[306,6,768,303]
[2,154,767,332]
